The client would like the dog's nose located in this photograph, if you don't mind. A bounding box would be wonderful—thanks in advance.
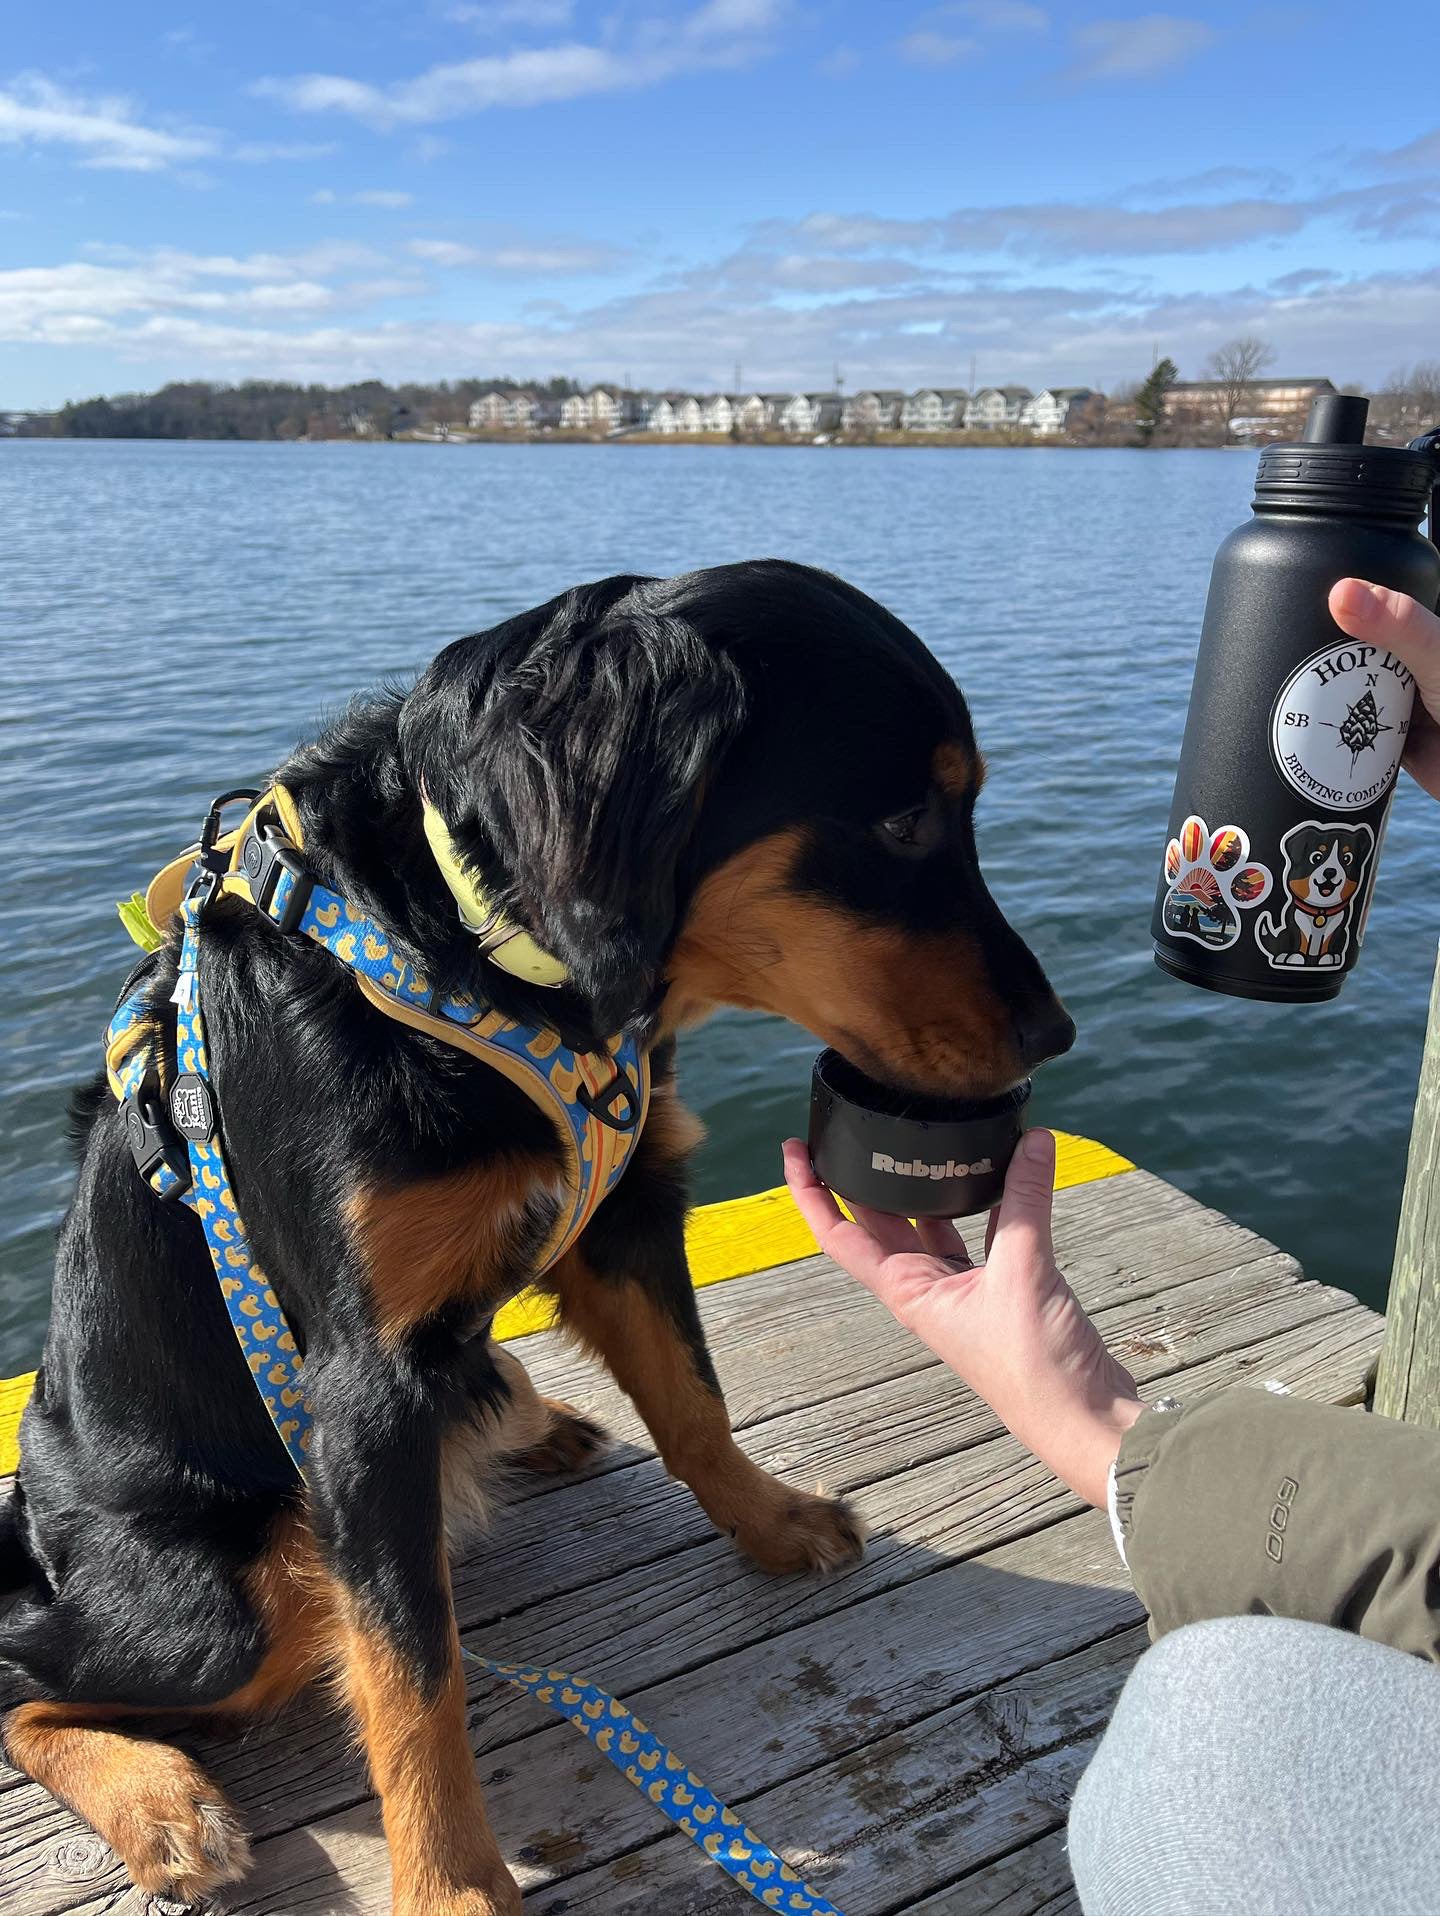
[1014,1005,1077,1071]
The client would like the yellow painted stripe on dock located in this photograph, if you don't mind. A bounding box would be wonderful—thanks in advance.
[0,1130,1132,1475]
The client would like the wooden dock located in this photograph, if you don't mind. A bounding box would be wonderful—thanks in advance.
[1,1163,1384,1915]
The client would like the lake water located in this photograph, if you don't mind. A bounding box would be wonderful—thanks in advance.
[2,438,1435,1374]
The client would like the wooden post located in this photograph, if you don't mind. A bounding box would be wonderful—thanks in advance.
[1375,942,1440,1426]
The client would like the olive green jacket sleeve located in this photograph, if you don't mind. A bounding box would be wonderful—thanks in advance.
[1112,1390,1440,1661]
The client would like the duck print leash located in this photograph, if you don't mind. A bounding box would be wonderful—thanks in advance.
[464,1654,845,1914]
[110,896,847,1914]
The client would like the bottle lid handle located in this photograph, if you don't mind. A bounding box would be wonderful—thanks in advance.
[1411,428,1440,582]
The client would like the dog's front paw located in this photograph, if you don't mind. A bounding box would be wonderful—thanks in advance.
[733,1486,867,1576]
[105,1747,251,1903]
[514,1397,610,1474]
[397,1881,521,1916]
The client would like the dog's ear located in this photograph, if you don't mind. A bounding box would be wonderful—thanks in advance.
[400,577,748,1034]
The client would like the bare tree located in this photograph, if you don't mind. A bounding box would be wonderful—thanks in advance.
[1372,363,1440,441]
[1205,336,1275,437]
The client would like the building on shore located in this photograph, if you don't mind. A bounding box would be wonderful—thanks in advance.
[1020,387,1097,435]
[842,390,905,432]
[902,388,969,431]
[965,386,1033,430]
[780,392,843,436]
[1164,376,1335,428]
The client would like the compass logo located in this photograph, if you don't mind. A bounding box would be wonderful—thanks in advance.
[1270,641,1415,811]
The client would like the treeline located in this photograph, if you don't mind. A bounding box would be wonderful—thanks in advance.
[36,376,582,442]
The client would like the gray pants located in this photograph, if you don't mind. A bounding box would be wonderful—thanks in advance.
[1069,1616,1440,1916]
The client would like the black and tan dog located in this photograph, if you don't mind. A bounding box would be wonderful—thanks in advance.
[1256,820,1375,969]
[0,560,1072,1913]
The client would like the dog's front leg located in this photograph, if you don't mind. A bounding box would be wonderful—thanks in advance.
[552,1099,865,1575]
[307,1344,519,1916]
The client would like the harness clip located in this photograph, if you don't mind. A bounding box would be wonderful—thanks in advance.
[577,1065,643,1133]
[237,820,314,935]
[123,1087,192,1199]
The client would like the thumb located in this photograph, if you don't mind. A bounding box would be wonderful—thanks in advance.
[1329,580,1440,708]
[987,1127,1056,1268]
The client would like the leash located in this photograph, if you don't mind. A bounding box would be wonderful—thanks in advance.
[104,793,848,1916]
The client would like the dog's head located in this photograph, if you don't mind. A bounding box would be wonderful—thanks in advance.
[399,560,1071,1098]
[1283,823,1368,910]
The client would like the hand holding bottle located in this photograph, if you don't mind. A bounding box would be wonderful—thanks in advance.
[1329,580,1440,799]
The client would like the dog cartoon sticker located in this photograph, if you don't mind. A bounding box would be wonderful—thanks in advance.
[1161,816,1272,951]
[1255,820,1375,969]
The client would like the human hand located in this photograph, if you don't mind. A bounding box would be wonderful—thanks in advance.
[781,1129,1141,1509]
[1330,579,1440,798]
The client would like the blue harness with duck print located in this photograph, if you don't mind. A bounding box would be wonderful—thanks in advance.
[105,785,847,1916]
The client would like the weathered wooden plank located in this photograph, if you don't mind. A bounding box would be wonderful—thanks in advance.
[1375,944,1440,1428]
[7,1301,1379,1916]
[902,1827,1080,1913]
[515,1628,1145,1916]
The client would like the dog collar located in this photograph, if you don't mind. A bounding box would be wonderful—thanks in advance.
[420,791,569,989]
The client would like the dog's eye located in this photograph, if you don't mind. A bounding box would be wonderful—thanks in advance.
[881,807,925,846]
[1341,849,1353,865]
[1311,849,1325,865]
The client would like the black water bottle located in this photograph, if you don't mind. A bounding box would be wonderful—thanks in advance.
[1152,395,1440,1002]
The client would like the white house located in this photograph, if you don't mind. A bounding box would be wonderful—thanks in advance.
[901,388,968,431]
[559,392,590,429]
[1020,387,1095,435]
[736,392,789,432]
[468,390,510,429]
[965,386,1032,430]
[645,395,679,433]
[701,393,735,433]
[842,389,904,432]
[780,391,842,436]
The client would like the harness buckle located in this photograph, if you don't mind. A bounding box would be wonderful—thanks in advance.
[236,820,314,935]
[122,1084,192,1200]
[577,1064,643,1133]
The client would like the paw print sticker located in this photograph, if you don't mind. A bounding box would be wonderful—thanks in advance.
[1161,816,1272,951]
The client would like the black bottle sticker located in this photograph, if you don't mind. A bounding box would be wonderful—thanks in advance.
[1255,820,1376,971]
[1270,643,1415,811]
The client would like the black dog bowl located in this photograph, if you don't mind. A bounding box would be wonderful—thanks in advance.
[808,1049,1031,1218]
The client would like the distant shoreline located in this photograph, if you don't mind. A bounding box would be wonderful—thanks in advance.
[7,429,1255,451]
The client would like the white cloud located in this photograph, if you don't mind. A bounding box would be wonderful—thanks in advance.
[256,0,788,126]
[818,46,860,76]
[232,140,338,163]
[312,188,415,208]
[899,30,980,66]
[0,72,215,171]
[1370,125,1440,176]
[407,237,620,272]
[446,0,575,28]
[1066,13,1214,82]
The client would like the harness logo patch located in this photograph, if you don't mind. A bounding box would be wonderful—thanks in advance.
[170,1073,215,1142]
[872,1151,994,1182]
[1270,642,1414,811]
[1266,1475,1299,1563]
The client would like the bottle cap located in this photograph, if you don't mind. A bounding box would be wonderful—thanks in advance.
[1256,393,1434,521]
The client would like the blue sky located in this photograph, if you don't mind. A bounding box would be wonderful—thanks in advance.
[2,1,1437,408]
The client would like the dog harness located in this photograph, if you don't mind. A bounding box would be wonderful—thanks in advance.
[104,786,844,1916]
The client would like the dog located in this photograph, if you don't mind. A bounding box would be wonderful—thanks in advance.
[1256,820,1374,969]
[0,560,1073,1914]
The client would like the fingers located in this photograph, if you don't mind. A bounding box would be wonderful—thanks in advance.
[781,1140,898,1292]
[915,1214,973,1265]
[987,1128,1056,1268]
[1330,579,1440,695]
[1329,580,1440,798]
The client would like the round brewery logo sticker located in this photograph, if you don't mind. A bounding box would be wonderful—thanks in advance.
[1270,641,1415,811]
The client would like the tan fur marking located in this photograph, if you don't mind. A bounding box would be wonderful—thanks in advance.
[337,1601,518,1915]
[347,1154,556,1348]
[549,1254,864,1574]
[665,826,1021,1095]
[932,737,986,797]
[2,1705,251,1900]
